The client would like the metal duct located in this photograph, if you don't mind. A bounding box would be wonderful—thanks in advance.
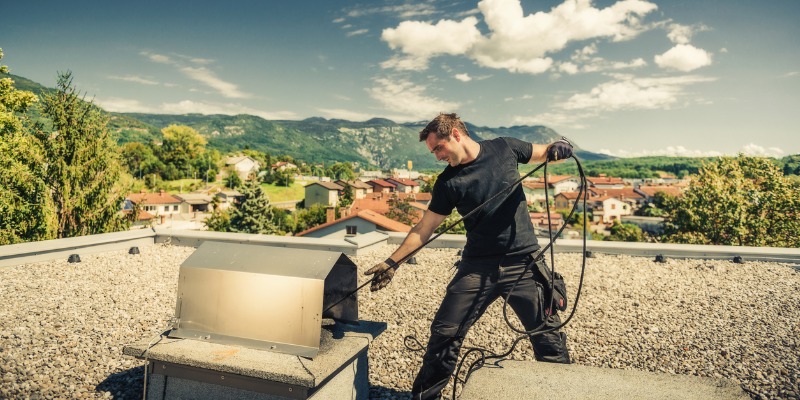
[167,241,358,358]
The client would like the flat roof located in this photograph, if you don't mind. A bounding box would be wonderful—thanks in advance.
[0,241,797,399]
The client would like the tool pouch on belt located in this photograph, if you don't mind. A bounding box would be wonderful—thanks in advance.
[532,259,568,315]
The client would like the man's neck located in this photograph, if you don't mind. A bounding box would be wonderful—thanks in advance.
[460,139,481,164]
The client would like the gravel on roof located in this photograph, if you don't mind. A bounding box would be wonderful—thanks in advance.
[1,243,798,399]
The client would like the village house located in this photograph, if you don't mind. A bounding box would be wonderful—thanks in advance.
[522,175,581,206]
[386,177,420,193]
[335,180,373,200]
[213,190,244,210]
[592,196,632,224]
[124,190,184,226]
[296,209,411,239]
[635,185,685,203]
[174,193,213,213]
[585,175,625,190]
[271,161,297,171]
[224,155,261,180]
[304,181,345,207]
[366,179,396,193]
[529,211,564,236]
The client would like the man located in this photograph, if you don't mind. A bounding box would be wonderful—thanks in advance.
[365,113,573,400]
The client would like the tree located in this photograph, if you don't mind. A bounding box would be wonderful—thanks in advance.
[0,49,56,244]
[226,176,279,234]
[225,169,243,189]
[339,185,355,208]
[605,221,645,242]
[435,211,466,234]
[325,162,355,180]
[159,124,207,179]
[273,168,295,187]
[33,71,130,238]
[386,194,417,226]
[120,142,163,179]
[663,155,800,247]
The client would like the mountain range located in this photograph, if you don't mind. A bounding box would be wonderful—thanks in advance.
[5,73,613,170]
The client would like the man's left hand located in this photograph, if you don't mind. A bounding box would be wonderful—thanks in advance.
[546,137,573,162]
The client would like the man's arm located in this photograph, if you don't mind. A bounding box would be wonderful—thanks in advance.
[364,209,447,291]
[529,137,573,164]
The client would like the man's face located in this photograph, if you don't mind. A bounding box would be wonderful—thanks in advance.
[426,132,461,167]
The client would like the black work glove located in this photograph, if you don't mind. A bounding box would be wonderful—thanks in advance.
[546,137,573,162]
[364,258,398,291]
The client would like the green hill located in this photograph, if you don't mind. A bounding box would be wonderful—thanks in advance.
[5,72,612,169]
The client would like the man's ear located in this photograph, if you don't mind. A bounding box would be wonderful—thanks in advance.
[451,127,461,141]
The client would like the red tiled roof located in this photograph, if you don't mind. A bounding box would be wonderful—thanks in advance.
[637,186,684,198]
[306,181,345,190]
[127,191,182,205]
[367,179,396,188]
[295,209,411,236]
[387,177,419,186]
[587,176,625,185]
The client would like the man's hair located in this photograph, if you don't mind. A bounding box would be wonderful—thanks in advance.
[419,113,469,142]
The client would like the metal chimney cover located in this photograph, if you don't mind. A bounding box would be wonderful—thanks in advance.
[167,241,358,358]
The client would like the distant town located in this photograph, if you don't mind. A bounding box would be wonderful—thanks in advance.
[123,154,688,241]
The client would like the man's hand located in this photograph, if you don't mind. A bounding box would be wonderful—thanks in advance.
[546,137,573,162]
[364,258,398,291]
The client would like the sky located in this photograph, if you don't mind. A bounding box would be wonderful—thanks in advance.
[1,0,798,158]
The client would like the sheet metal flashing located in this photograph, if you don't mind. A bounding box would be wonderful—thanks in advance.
[168,241,358,358]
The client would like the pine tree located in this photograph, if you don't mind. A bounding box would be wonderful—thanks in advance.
[228,176,279,234]
[33,71,130,238]
[0,49,56,244]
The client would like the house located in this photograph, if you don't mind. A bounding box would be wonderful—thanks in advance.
[214,190,244,210]
[271,161,297,171]
[358,170,384,180]
[295,209,411,239]
[522,175,580,205]
[124,190,184,226]
[348,192,427,224]
[554,191,591,211]
[335,180,373,200]
[225,156,261,180]
[174,193,213,213]
[586,175,625,190]
[304,181,345,208]
[592,196,632,224]
[391,168,420,180]
[529,211,564,235]
[366,179,396,193]
[593,188,647,210]
[635,185,684,203]
[386,177,420,193]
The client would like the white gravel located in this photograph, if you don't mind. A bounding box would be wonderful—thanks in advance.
[1,243,798,400]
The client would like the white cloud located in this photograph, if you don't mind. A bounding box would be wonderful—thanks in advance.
[96,97,297,120]
[741,143,784,158]
[367,77,459,121]
[665,22,709,44]
[108,75,159,85]
[345,4,438,19]
[347,29,369,37]
[317,108,375,122]
[380,0,659,75]
[512,112,590,129]
[560,74,716,111]
[598,146,724,157]
[666,23,692,44]
[598,144,785,158]
[140,51,173,64]
[179,66,251,99]
[559,62,580,75]
[655,44,712,72]
[454,73,472,82]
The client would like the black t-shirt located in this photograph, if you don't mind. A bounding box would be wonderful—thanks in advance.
[428,137,539,258]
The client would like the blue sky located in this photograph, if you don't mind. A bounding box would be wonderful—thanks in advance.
[2,0,798,157]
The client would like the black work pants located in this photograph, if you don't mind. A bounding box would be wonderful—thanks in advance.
[411,254,571,400]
